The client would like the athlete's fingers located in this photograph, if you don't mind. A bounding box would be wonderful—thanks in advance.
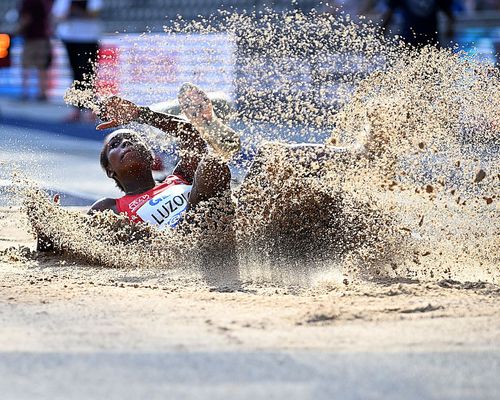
[98,98,138,125]
[96,120,119,130]
[97,96,120,117]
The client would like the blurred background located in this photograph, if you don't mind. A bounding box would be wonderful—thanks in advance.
[0,0,498,204]
[0,0,498,105]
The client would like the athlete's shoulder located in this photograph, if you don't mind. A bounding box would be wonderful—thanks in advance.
[88,197,118,214]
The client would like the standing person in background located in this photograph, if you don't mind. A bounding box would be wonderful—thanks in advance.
[382,0,455,47]
[52,0,102,122]
[18,0,53,102]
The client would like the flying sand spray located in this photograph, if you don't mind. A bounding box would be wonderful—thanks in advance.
[5,9,498,286]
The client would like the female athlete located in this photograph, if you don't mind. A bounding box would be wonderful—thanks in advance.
[89,83,240,230]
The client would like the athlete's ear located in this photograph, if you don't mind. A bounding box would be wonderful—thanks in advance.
[106,168,115,179]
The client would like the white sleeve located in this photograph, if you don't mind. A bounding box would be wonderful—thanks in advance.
[52,0,70,18]
[88,0,104,12]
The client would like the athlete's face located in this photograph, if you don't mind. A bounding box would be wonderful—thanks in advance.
[103,130,152,178]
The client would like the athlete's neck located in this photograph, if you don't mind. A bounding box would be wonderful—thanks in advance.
[121,173,156,196]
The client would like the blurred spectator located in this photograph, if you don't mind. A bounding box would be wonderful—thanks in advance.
[18,0,53,101]
[475,0,500,11]
[382,0,456,47]
[52,0,102,122]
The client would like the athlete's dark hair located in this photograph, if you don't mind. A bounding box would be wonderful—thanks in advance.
[100,147,125,191]
[100,131,153,192]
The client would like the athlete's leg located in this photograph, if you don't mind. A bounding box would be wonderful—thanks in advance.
[178,83,240,161]
[176,83,235,208]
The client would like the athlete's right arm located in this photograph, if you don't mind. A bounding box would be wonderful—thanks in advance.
[88,197,118,215]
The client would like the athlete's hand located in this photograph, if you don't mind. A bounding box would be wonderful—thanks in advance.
[96,96,140,130]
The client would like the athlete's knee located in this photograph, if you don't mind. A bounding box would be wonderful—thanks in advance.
[196,157,230,193]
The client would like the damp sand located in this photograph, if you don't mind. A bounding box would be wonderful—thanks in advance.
[2,9,499,354]
[1,207,499,353]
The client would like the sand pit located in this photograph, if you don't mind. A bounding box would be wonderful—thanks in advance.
[1,9,499,397]
[1,207,499,354]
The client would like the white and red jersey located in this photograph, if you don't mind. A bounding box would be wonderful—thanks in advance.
[115,175,192,230]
